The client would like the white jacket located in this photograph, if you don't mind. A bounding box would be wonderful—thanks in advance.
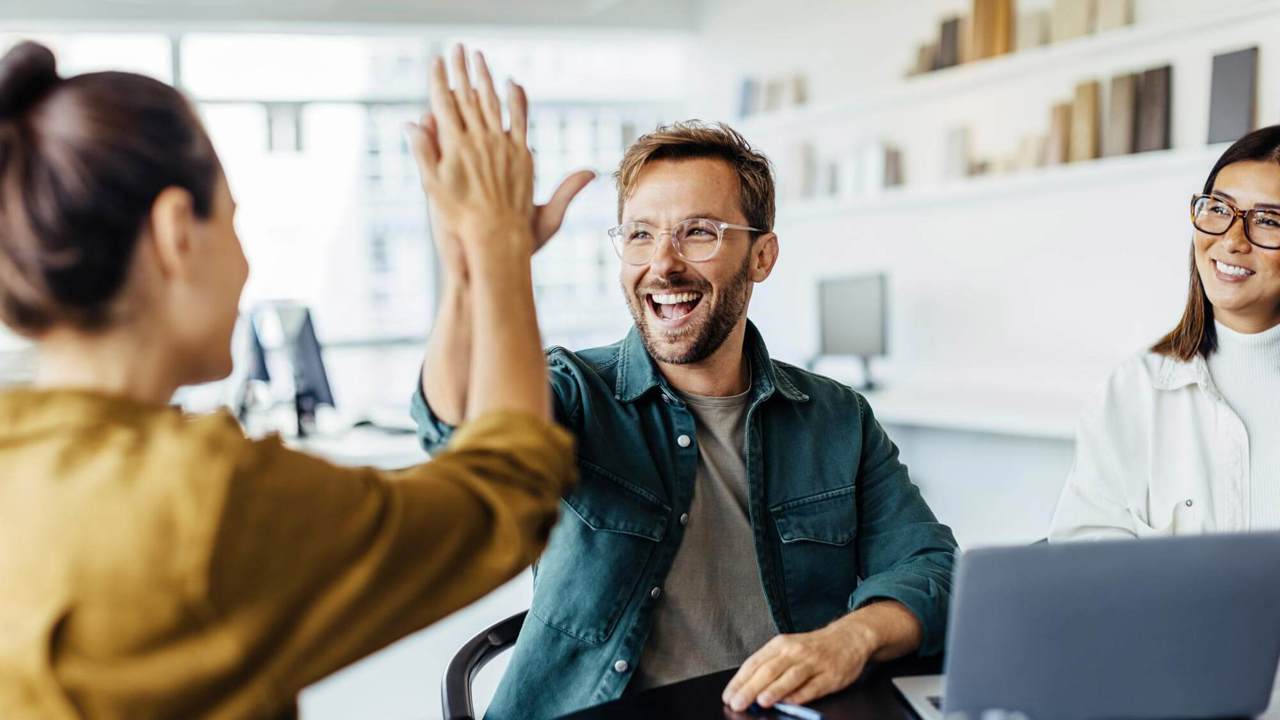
[1049,351,1252,540]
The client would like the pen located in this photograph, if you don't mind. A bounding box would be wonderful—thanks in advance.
[748,701,826,720]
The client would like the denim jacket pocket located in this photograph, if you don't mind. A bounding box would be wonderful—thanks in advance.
[530,459,669,645]
[771,485,859,631]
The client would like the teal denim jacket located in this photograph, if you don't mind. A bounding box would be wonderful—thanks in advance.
[411,322,957,719]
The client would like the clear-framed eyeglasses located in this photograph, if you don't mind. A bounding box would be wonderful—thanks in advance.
[1190,193,1280,250]
[607,217,764,266]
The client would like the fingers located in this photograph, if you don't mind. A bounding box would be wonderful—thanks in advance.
[508,79,529,146]
[757,665,816,708]
[472,50,504,133]
[429,56,463,138]
[404,120,439,180]
[449,44,487,133]
[534,169,597,247]
[725,655,790,712]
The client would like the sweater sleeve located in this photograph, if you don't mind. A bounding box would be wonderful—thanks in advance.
[202,410,575,708]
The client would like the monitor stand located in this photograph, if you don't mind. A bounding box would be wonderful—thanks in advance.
[856,354,878,392]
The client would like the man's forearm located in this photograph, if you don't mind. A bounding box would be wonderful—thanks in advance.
[421,279,472,427]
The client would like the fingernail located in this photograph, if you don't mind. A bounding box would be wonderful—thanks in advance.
[730,695,746,711]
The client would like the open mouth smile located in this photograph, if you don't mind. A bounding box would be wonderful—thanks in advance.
[645,290,705,325]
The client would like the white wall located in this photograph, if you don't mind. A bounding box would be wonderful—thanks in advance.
[693,0,1277,382]
[686,0,1280,546]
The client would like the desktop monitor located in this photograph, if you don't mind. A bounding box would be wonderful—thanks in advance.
[817,273,887,390]
[251,303,335,436]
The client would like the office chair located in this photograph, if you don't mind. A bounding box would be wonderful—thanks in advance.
[441,611,526,720]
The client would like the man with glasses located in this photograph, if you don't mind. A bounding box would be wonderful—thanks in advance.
[413,120,957,718]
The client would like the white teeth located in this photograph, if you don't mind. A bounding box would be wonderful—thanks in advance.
[1216,260,1254,277]
[651,292,702,304]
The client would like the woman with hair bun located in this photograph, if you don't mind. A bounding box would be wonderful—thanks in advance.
[1051,125,1280,540]
[0,41,581,718]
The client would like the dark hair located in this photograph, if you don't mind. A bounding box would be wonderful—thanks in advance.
[1152,124,1280,361]
[0,41,220,336]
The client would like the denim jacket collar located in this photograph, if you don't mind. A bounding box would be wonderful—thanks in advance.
[613,320,810,405]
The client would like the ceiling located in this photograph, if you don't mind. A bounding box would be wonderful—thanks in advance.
[3,0,704,30]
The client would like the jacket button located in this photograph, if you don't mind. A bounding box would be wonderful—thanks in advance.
[614,660,629,673]
[650,586,662,599]
[679,513,689,526]
[677,434,692,448]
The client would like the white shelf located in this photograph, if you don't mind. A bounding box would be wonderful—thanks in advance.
[862,381,1082,441]
[777,143,1226,222]
[738,1,1279,138]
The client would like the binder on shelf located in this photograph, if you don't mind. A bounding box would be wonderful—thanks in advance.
[1207,47,1258,144]
[1104,73,1139,157]
[939,17,962,69]
[1069,80,1101,162]
[789,73,810,107]
[1047,102,1073,165]
[972,0,1014,59]
[945,127,973,179]
[1050,0,1093,44]
[1016,10,1050,51]
[763,79,786,112]
[959,15,975,64]
[737,78,760,119]
[1136,65,1172,153]
[1095,0,1133,31]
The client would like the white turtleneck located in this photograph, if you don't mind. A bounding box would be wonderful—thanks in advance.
[1207,319,1280,531]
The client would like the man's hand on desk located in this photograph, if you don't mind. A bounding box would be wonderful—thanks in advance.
[721,600,923,712]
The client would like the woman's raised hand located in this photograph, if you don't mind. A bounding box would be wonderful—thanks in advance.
[406,45,537,267]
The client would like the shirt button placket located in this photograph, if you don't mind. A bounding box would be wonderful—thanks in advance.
[613,660,629,673]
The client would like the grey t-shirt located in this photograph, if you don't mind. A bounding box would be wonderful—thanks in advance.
[632,386,778,691]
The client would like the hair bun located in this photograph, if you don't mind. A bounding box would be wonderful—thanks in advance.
[0,42,59,122]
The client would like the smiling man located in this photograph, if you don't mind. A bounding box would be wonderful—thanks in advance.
[413,121,957,719]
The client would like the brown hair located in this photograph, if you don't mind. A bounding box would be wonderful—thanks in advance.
[1152,125,1280,361]
[0,41,219,336]
[614,120,775,234]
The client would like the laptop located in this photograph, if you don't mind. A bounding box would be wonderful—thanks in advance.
[894,533,1280,720]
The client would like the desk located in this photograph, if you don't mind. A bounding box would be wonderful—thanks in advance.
[563,656,942,720]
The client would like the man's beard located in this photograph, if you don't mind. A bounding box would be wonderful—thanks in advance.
[624,253,751,365]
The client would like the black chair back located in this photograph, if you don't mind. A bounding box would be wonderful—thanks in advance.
[441,611,527,720]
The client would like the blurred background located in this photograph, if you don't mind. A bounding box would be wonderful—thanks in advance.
[2,0,1278,717]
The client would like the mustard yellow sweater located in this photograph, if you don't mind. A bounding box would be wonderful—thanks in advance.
[0,388,574,719]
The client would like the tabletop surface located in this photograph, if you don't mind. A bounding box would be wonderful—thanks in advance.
[562,655,942,720]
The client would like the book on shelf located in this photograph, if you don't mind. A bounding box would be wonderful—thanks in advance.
[1016,10,1050,51]
[945,127,972,179]
[763,79,786,112]
[884,147,904,188]
[1046,102,1073,165]
[1135,65,1172,153]
[1069,80,1101,163]
[737,78,760,118]
[1207,46,1258,144]
[1103,73,1139,157]
[972,0,1014,59]
[939,16,962,69]
[1094,0,1133,31]
[959,15,975,64]
[789,73,810,107]
[1050,0,1093,44]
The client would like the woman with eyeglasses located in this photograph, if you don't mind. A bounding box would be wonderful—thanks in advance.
[1051,125,1280,540]
[0,41,580,718]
